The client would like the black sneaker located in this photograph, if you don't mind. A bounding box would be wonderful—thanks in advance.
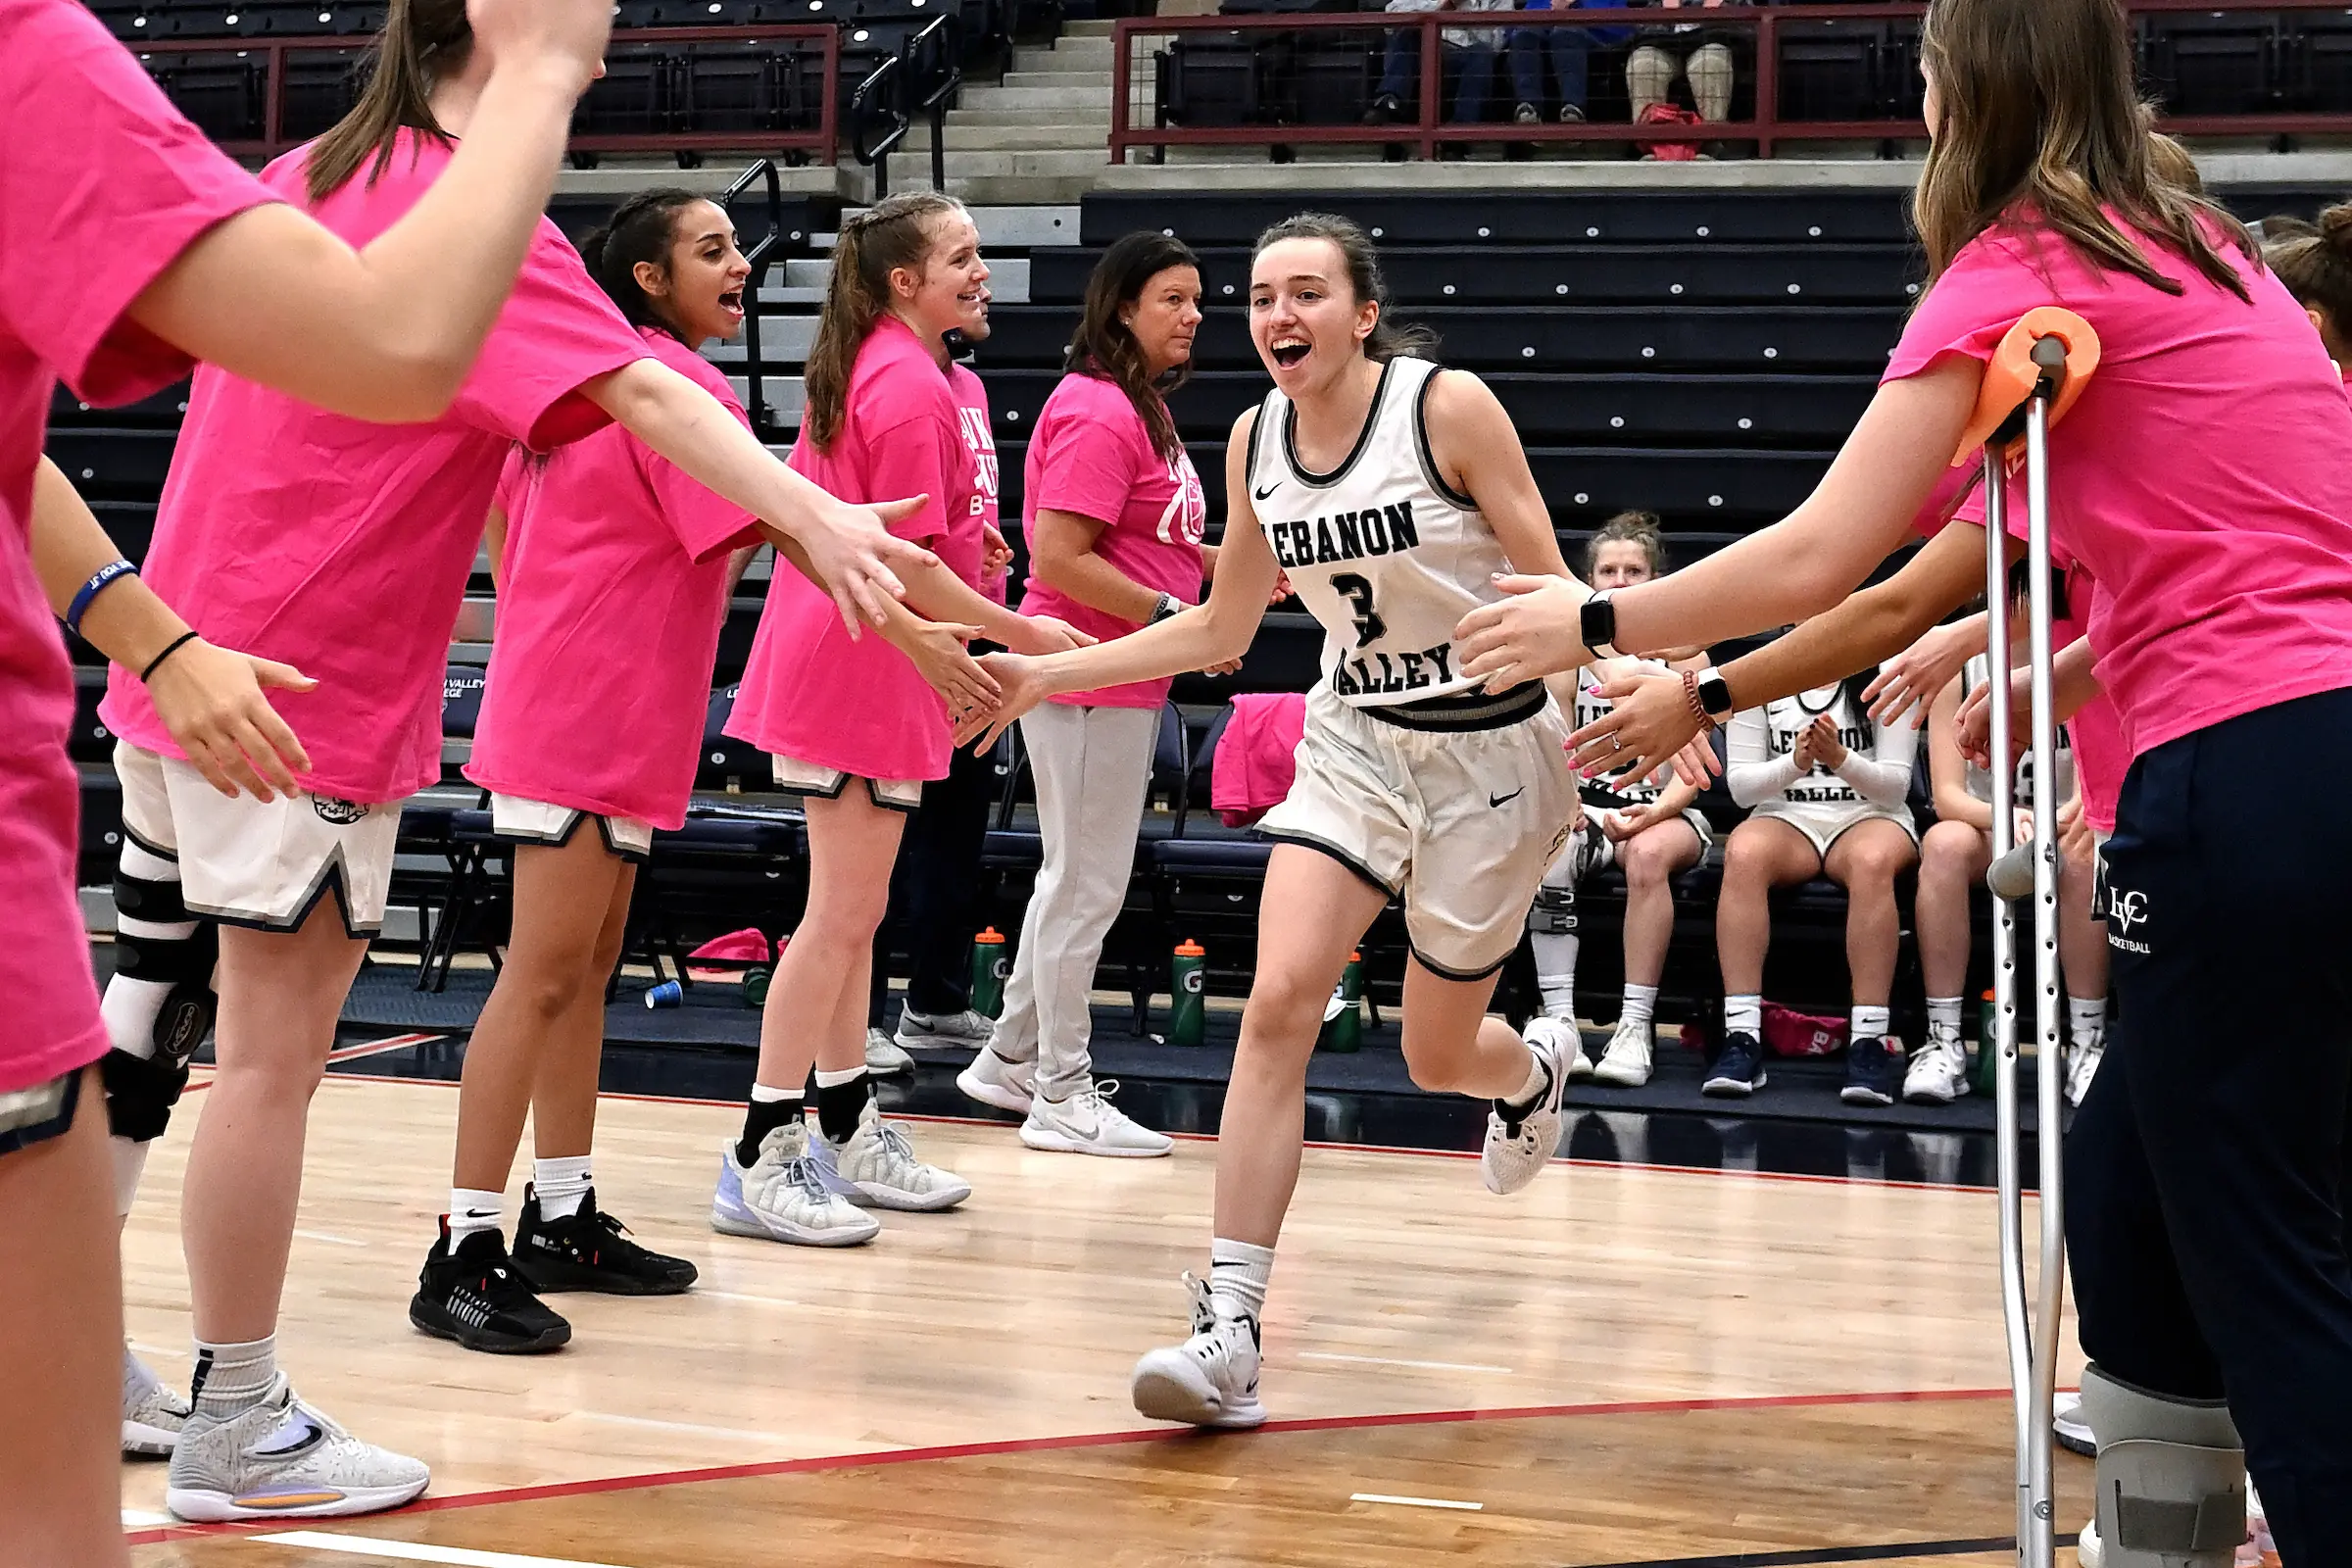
[411,1221,571,1354]
[1840,1036,1901,1107]
[1702,1031,1768,1098]
[1361,92,1402,126]
[513,1185,699,1297]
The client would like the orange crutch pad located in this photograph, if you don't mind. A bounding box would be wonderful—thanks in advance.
[1949,306,2101,466]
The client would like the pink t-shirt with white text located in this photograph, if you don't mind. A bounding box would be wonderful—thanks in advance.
[1018,372,1206,709]
[726,316,984,781]
[949,361,1006,607]
[0,0,273,1090]
[1887,216,2352,761]
[466,328,760,829]
[101,128,652,805]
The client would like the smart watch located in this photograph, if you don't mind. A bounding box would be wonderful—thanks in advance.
[1696,669,1734,719]
[1580,589,1620,659]
[1150,592,1183,624]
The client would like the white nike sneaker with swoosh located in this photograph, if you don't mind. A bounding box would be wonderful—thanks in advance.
[165,1376,428,1522]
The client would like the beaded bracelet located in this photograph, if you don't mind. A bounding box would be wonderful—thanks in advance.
[1681,667,1716,733]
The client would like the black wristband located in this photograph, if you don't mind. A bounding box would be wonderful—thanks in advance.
[1697,669,1735,717]
[1581,589,1619,658]
[138,631,201,684]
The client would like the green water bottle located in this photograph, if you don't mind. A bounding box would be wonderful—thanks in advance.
[1320,951,1364,1053]
[743,962,772,1010]
[1973,987,2001,1097]
[1169,939,1206,1047]
[970,927,1007,1018]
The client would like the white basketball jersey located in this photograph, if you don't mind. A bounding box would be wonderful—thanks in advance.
[1754,683,1878,808]
[1574,658,1677,806]
[1248,357,1508,709]
[1960,655,2074,808]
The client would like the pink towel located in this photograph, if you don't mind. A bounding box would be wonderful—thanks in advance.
[1211,693,1308,828]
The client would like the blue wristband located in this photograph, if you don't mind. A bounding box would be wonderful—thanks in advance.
[66,560,138,638]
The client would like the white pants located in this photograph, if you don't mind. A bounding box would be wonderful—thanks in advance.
[990,702,1158,1101]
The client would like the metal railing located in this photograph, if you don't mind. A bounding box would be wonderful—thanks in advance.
[721,159,795,442]
[852,13,963,197]
[1109,0,2352,164]
[129,24,841,163]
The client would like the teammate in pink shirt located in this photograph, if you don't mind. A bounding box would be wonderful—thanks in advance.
[713,192,1086,1249]
[91,0,939,1524]
[0,0,635,1554]
[1458,0,2352,1550]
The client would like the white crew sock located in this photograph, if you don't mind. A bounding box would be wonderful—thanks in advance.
[1504,1042,1553,1111]
[533,1154,594,1220]
[2068,992,2107,1046]
[447,1187,505,1244]
[1533,934,1580,1021]
[1207,1237,1274,1323]
[1850,1004,1890,1043]
[190,1334,277,1421]
[1620,983,1658,1032]
[1724,994,1762,1038]
[1926,996,1963,1043]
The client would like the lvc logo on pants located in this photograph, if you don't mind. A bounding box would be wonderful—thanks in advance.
[313,796,369,825]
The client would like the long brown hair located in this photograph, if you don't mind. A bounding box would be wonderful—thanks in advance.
[1250,212,1437,364]
[1066,231,1199,465]
[580,188,710,345]
[1913,0,2256,302]
[802,191,964,454]
[2264,201,2352,363]
[305,0,468,203]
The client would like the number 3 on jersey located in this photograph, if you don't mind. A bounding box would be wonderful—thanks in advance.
[1331,572,1386,648]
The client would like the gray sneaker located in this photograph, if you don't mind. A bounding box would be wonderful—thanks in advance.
[896,1004,996,1052]
[864,1027,914,1076]
[165,1376,428,1522]
[122,1349,189,1456]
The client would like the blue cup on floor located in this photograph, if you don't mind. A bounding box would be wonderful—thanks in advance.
[644,980,683,1009]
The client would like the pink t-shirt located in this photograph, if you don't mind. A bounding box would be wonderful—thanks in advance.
[466,328,760,830]
[1888,215,2352,761]
[949,361,1007,608]
[1017,372,1207,709]
[2056,564,2129,834]
[726,316,983,782]
[0,0,273,1091]
[101,128,652,805]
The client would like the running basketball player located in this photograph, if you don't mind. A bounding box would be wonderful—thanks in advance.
[956,212,1583,1429]
[2,0,624,1552]
[97,0,936,1518]
[1525,513,1711,1089]
[714,192,1087,1248]
[1452,0,2352,1551]
[409,188,994,1354]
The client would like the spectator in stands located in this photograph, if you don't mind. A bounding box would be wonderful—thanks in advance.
[719,192,1087,1245]
[1708,671,1918,1104]
[1363,0,1516,153]
[1525,513,1711,1090]
[1508,0,1631,126]
[2263,200,2352,369]
[1627,0,1732,150]
[957,232,1221,1157]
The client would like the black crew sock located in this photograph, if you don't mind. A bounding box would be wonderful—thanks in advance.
[736,1093,803,1167]
[815,1071,871,1144]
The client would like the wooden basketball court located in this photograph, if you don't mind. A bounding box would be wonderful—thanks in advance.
[122,1057,2089,1566]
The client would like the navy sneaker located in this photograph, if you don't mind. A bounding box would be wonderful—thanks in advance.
[1702,1031,1768,1098]
[1841,1037,1902,1107]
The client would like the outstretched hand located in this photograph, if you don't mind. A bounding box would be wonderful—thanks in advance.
[952,652,1051,755]
[799,494,938,636]
[904,620,999,715]
[1564,665,1721,789]
[1863,618,1980,727]
[144,639,318,801]
[1454,573,1593,693]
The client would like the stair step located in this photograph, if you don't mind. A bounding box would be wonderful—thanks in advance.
[1000,68,1114,89]
[956,83,1109,111]
[1015,37,1113,66]
[1060,17,1115,34]
[931,149,1108,175]
[948,106,1114,127]
[901,122,1105,152]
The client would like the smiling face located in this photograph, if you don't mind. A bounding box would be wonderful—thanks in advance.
[634,200,752,349]
[1122,264,1204,380]
[893,208,992,345]
[1249,236,1379,396]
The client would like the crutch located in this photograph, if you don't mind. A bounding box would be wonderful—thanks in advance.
[1953,306,2100,1568]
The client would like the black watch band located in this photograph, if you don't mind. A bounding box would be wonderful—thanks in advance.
[1581,590,1619,659]
[1697,670,1735,717]
[1150,592,1182,624]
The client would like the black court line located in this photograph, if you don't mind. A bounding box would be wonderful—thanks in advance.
[1569,1534,2078,1568]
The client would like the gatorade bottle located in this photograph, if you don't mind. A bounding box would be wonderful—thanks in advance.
[970,928,1007,1018]
[1973,988,2001,1096]
[746,933,787,1010]
[1320,951,1364,1053]
[1170,939,1206,1047]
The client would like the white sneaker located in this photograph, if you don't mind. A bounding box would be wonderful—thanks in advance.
[1020,1080,1174,1157]
[1526,1014,1591,1080]
[123,1350,189,1456]
[864,1027,914,1076]
[1592,1016,1655,1087]
[165,1377,428,1522]
[1903,1032,1971,1105]
[1130,1273,1265,1430]
[710,1121,879,1247]
[811,1099,972,1211]
[2067,1029,2106,1107]
[898,1004,995,1051]
[2053,1389,2093,1456]
[2079,1516,2103,1568]
[956,1047,1037,1115]
[1482,1030,1567,1196]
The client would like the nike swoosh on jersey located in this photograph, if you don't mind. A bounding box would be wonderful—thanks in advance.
[1252,482,1280,500]
[1489,788,1525,808]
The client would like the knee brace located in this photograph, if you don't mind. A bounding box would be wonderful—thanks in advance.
[103,858,217,1144]
[1529,882,1579,936]
[2080,1363,2246,1568]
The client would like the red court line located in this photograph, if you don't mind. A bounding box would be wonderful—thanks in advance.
[180,1034,444,1100]
[122,1385,2011,1547]
[313,1068,2005,1198]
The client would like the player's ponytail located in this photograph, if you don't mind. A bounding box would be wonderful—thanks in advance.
[1067,231,1199,465]
[1252,212,1438,365]
[579,188,707,345]
[2263,199,2352,365]
[803,191,964,454]
[306,0,469,203]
